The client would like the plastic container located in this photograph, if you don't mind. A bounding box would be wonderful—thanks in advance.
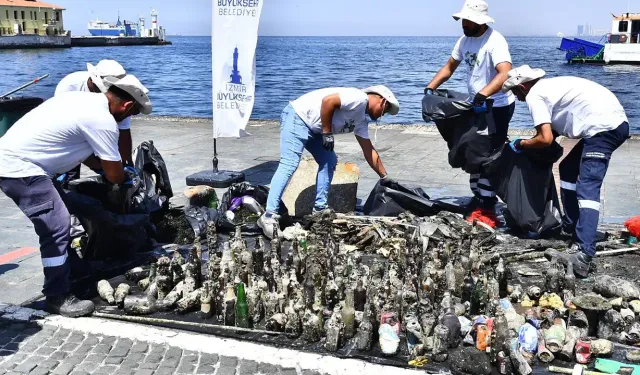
[0,97,43,137]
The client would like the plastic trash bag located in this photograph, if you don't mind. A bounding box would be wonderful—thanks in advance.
[363,180,441,217]
[217,182,271,233]
[483,143,564,235]
[422,90,497,174]
[184,206,220,239]
[131,140,173,215]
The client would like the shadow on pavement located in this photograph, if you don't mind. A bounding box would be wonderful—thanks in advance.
[242,161,279,186]
[0,264,18,276]
[0,316,43,361]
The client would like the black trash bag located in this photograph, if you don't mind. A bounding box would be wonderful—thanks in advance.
[184,206,220,239]
[217,182,271,233]
[131,140,173,215]
[422,90,497,174]
[64,178,154,260]
[484,143,564,235]
[363,180,441,217]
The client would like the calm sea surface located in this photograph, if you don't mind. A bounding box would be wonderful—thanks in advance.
[1,36,638,131]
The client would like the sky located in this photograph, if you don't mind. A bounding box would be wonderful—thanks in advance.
[54,0,634,37]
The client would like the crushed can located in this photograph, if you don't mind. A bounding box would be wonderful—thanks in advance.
[575,338,592,364]
[497,351,512,375]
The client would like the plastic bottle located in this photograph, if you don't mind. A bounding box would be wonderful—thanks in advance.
[445,260,456,292]
[454,260,465,296]
[235,282,250,328]
[342,288,356,339]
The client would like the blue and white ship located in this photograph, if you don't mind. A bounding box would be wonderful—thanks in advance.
[87,16,138,37]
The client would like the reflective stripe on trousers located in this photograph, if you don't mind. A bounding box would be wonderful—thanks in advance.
[0,175,71,297]
[558,122,630,257]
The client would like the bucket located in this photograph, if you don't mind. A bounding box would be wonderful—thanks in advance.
[0,97,43,137]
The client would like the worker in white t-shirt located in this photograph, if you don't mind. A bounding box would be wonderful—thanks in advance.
[502,65,630,278]
[257,86,400,239]
[0,74,152,317]
[425,0,515,227]
[55,60,139,181]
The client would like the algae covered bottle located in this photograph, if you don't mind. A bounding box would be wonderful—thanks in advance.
[235,282,250,328]
[341,288,356,339]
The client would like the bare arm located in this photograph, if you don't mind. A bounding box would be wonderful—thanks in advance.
[82,155,102,171]
[478,62,512,98]
[519,124,554,149]
[426,58,461,91]
[118,129,133,165]
[101,160,125,185]
[356,136,387,178]
[320,94,341,134]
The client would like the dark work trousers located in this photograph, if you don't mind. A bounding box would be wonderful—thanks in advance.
[470,102,516,208]
[0,175,71,297]
[559,122,630,257]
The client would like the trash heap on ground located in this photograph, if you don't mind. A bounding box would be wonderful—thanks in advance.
[94,183,640,374]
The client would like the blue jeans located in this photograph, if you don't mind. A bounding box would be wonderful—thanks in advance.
[559,122,630,257]
[266,104,337,214]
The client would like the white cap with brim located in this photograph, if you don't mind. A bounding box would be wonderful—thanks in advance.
[501,65,547,93]
[363,85,400,116]
[87,60,126,94]
[452,0,495,25]
[103,74,152,115]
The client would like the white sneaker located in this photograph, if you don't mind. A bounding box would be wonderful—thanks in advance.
[257,212,281,240]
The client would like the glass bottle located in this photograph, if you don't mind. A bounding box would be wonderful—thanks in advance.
[341,288,356,339]
[462,271,474,304]
[470,273,486,315]
[496,257,508,298]
[235,282,250,328]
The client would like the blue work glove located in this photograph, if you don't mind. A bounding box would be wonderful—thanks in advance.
[124,166,138,176]
[472,93,488,113]
[56,173,67,183]
[380,174,397,186]
[122,168,136,186]
[322,132,335,151]
[509,138,524,154]
[424,88,435,96]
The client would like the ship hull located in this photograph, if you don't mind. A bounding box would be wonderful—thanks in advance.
[88,28,122,36]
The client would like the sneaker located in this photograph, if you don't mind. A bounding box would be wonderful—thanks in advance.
[45,294,95,318]
[257,212,281,240]
[544,245,592,279]
[466,208,499,228]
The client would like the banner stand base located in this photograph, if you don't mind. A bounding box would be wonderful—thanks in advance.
[185,170,245,188]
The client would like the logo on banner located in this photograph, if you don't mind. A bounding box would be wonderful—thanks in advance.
[217,0,260,17]
[216,47,253,116]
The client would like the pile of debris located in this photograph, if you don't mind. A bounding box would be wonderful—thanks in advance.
[95,209,640,373]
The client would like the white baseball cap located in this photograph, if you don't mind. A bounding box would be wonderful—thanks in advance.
[103,74,152,115]
[87,60,126,93]
[501,65,547,93]
[363,85,400,115]
[452,0,495,25]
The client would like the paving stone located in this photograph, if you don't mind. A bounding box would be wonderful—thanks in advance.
[35,346,56,356]
[133,370,154,375]
[196,364,217,374]
[83,337,99,346]
[130,343,148,353]
[92,344,112,355]
[85,354,107,364]
[281,368,297,375]
[76,361,99,372]
[104,356,125,365]
[59,342,80,352]
[49,351,69,361]
[51,362,76,375]
[61,355,85,366]
[15,343,37,352]
[199,354,218,366]
[301,371,321,375]
[217,364,238,375]
[124,353,144,362]
[115,338,133,348]
[177,363,196,373]
[43,339,65,348]
[155,367,178,375]
[144,354,163,364]
[100,337,117,345]
[37,359,60,371]
[67,333,85,343]
[93,365,118,375]
[181,355,198,364]
[139,362,159,370]
[12,360,38,373]
[238,360,258,375]
[113,369,134,375]
[108,346,129,357]
[159,357,180,368]
[30,367,55,375]
[73,344,93,355]
[257,363,280,375]
[219,357,238,368]
[69,371,91,375]
[148,345,166,357]
[52,329,71,340]
[165,347,183,359]
[119,359,141,370]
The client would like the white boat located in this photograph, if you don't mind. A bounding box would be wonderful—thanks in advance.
[604,13,640,64]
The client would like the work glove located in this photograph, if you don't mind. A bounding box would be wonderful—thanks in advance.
[472,93,488,114]
[55,173,67,183]
[509,138,524,154]
[122,168,136,186]
[124,166,138,176]
[322,132,335,151]
[424,88,435,96]
[380,174,397,186]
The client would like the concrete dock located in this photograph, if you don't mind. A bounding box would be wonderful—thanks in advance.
[70,36,172,47]
[1,117,639,305]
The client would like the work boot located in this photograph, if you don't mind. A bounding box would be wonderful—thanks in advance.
[544,245,592,279]
[257,212,281,240]
[45,294,95,318]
